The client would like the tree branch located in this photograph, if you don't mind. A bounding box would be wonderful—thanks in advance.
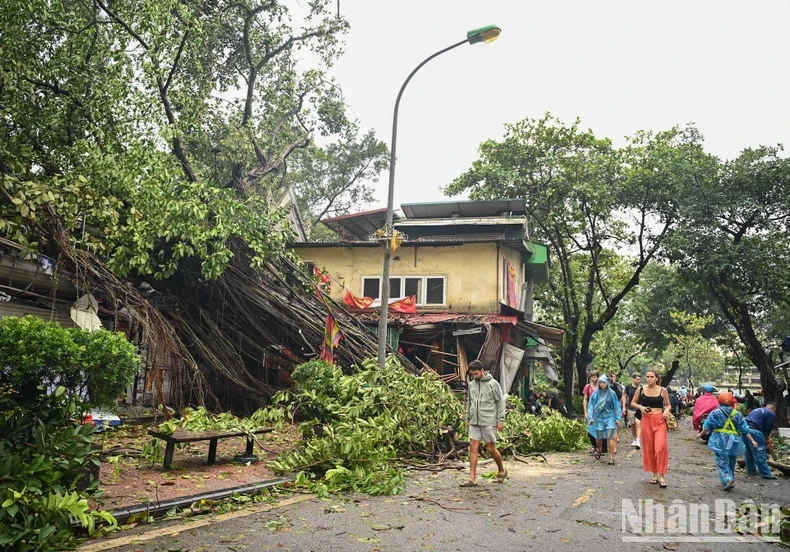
[163,30,189,92]
[311,158,374,225]
[95,0,149,51]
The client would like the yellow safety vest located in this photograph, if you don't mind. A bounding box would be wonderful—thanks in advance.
[714,408,739,435]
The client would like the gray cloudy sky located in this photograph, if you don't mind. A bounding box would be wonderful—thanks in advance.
[327,0,790,209]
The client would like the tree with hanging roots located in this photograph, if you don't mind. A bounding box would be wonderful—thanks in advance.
[0,0,394,411]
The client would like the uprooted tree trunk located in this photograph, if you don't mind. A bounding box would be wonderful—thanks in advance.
[50,222,413,413]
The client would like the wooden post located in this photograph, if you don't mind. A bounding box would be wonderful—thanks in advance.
[163,442,175,470]
[457,337,468,382]
[207,438,218,464]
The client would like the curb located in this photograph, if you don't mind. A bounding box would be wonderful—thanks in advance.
[97,476,296,525]
[78,492,315,552]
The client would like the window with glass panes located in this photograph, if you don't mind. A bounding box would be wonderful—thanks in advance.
[360,275,445,306]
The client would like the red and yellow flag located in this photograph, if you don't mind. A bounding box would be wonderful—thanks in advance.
[344,290,375,310]
[320,312,343,364]
[389,295,417,313]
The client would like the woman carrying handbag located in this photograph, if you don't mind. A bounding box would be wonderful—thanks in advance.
[631,368,672,488]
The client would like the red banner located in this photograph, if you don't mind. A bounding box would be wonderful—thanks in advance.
[506,260,518,308]
[344,290,375,310]
[390,295,417,314]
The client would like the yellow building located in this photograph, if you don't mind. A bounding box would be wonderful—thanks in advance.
[294,199,549,314]
[292,200,560,390]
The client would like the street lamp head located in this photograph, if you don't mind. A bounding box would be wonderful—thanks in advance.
[467,25,501,45]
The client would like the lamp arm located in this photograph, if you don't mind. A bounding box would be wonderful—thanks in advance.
[386,37,469,226]
[377,37,470,367]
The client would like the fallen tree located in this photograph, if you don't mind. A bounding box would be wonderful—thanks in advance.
[266,357,588,496]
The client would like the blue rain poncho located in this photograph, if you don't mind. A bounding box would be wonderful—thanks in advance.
[586,375,620,441]
[703,406,750,456]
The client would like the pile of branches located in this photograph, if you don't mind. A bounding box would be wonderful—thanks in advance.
[269,356,466,496]
[267,358,589,497]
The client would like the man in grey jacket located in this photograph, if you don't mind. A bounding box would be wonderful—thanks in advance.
[462,360,507,487]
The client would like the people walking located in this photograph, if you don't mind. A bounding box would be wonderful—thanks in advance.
[607,372,625,448]
[587,374,620,464]
[696,392,759,491]
[461,360,507,487]
[743,403,777,479]
[624,372,643,449]
[631,368,671,487]
[583,371,606,454]
[692,385,719,435]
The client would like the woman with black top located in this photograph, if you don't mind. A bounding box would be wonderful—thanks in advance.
[631,368,672,488]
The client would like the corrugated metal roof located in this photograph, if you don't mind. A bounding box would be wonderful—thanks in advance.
[319,208,398,241]
[291,235,526,247]
[401,199,526,219]
[517,320,564,349]
[356,312,518,327]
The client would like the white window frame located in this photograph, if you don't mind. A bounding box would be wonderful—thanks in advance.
[360,275,447,307]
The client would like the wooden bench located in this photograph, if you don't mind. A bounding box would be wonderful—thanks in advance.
[147,428,274,469]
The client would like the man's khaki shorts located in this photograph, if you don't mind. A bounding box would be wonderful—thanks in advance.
[626,409,639,425]
[468,425,497,443]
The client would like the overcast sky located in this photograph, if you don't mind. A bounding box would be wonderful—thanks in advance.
[328,0,790,210]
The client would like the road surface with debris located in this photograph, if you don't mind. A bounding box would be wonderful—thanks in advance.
[85,418,789,552]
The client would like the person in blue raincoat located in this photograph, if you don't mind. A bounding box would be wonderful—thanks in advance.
[587,374,621,464]
[696,392,760,491]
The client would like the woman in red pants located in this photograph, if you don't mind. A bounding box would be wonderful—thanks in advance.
[631,368,672,487]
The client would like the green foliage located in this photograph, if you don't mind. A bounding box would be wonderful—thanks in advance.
[0,384,116,551]
[498,398,588,455]
[0,316,139,407]
[69,328,141,407]
[0,316,142,549]
[661,310,724,383]
[0,0,376,281]
[269,356,465,496]
[288,360,340,421]
[269,358,587,497]
[571,394,584,415]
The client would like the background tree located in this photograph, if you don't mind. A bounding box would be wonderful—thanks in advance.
[288,128,389,239]
[669,146,790,425]
[660,310,725,387]
[447,114,709,411]
[589,304,648,377]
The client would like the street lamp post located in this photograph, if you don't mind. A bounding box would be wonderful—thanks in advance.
[377,25,502,367]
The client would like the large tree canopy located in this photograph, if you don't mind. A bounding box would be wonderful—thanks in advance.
[0,0,382,277]
[0,0,392,410]
[668,146,790,424]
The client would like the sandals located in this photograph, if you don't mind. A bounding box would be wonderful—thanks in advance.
[607,458,615,465]
[659,479,667,488]
[723,480,734,492]
[495,470,508,483]
[649,479,658,484]
[460,479,478,487]
[594,450,601,460]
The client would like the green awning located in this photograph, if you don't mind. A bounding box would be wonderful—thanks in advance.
[523,240,550,283]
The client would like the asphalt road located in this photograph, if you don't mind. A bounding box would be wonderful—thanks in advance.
[92,417,789,552]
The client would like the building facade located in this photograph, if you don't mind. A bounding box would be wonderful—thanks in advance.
[292,199,561,395]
